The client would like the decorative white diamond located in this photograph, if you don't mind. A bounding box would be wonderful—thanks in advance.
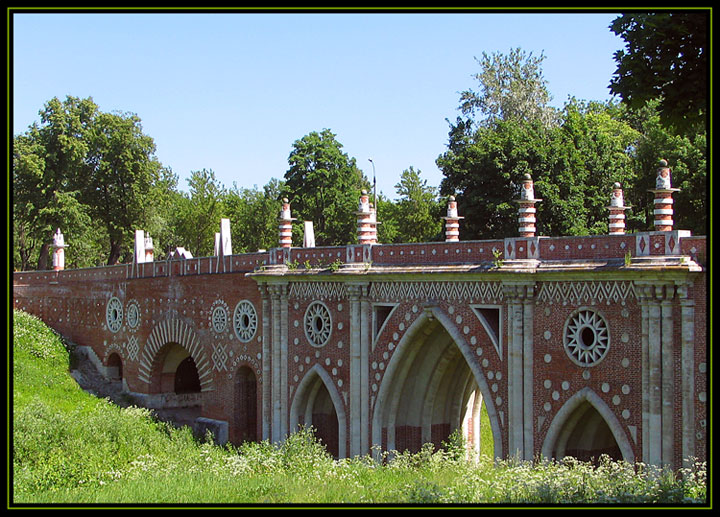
[212,343,229,372]
[125,335,139,361]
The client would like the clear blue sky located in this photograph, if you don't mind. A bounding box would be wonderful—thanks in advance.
[11,9,624,199]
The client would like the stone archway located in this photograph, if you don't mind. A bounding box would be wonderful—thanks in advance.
[138,318,213,392]
[290,364,347,458]
[234,365,258,444]
[372,306,502,459]
[106,352,123,381]
[541,387,635,463]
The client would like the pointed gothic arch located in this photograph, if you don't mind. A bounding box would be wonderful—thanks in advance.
[541,387,635,463]
[290,364,347,458]
[372,305,502,459]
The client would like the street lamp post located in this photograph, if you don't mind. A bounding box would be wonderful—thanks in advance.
[368,158,377,213]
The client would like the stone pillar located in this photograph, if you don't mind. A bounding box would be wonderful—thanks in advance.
[649,160,680,232]
[514,174,541,238]
[356,190,378,245]
[348,283,364,456]
[270,284,283,442]
[279,283,290,440]
[607,183,631,234]
[259,284,272,441]
[504,282,535,460]
[442,196,464,242]
[278,198,296,248]
[52,228,66,271]
[660,284,675,467]
[637,281,675,467]
[219,218,232,256]
[134,230,146,264]
[677,283,696,467]
[359,285,371,455]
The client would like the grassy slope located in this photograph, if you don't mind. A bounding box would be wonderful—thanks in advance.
[10,309,707,506]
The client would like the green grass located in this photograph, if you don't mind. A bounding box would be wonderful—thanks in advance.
[11,309,707,506]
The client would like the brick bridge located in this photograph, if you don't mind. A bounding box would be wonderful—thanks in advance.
[13,165,707,468]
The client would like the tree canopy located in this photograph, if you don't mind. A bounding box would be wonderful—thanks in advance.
[283,129,369,246]
[12,25,708,271]
[609,11,709,133]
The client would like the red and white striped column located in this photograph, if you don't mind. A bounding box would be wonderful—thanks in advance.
[356,190,378,245]
[607,182,630,234]
[278,198,296,248]
[649,160,680,232]
[515,174,541,238]
[52,228,66,271]
[442,195,463,242]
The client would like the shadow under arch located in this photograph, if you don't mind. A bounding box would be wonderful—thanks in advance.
[372,305,503,459]
[541,387,635,463]
[290,363,348,459]
[138,318,213,392]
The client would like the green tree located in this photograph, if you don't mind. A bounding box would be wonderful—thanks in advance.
[617,99,707,234]
[459,47,559,129]
[391,167,443,243]
[284,129,369,246]
[225,178,285,253]
[12,96,98,270]
[172,169,228,258]
[609,11,709,133]
[438,101,640,239]
[77,110,164,264]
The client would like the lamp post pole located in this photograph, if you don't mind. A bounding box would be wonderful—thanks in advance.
[368,158,377,213]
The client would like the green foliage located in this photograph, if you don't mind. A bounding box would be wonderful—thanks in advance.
[381,167,443,243]
[283,129,370,246]
[12,309,707,504]
[459,47,559,129]
[609,12,708,134]
[438,100,643,239]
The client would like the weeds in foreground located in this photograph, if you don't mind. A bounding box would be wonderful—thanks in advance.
[11,310,708,505]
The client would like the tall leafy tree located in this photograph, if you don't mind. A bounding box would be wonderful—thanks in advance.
[284,129,369,246]
[225,178,285,253]
[458,47,559,129]
[13,96,98,270]
[609,11,709,133]
[617,99,707,234]
[78,110,164,264]
[390,167,443,243]
[171,169,228,258]
[438,102,640,239]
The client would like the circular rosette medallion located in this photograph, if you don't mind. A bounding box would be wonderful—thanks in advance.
[304,301,332,347]
[106,297,123,333]
[126,299,140,332]
[233,300,258,343]
[563,309,610,367]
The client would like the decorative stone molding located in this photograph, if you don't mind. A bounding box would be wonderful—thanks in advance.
[304,301,332,347]
[233,300,258,343]
[289,282,346,301]
[369,281,504,303]
[563,308,611,367]
[537,281,636,306]
[106,297,123,333]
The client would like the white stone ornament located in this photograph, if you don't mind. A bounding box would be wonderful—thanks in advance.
[106,297,123,333]
[563,309,610,367]
[304,301,332,347]
[233,300,258,342]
